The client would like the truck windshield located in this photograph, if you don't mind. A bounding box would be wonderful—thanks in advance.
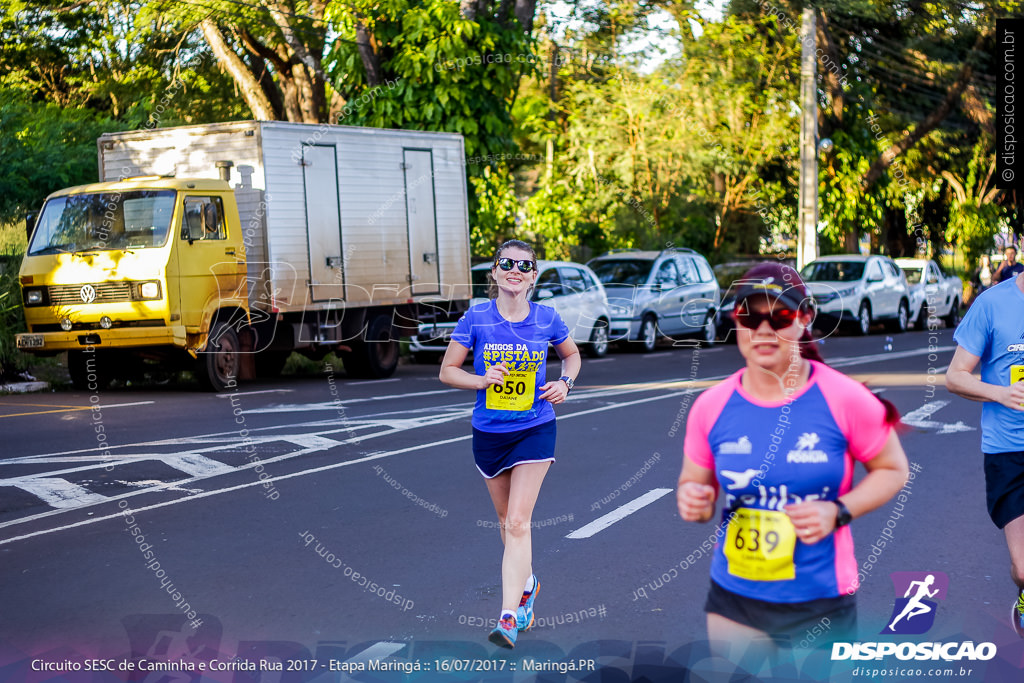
[28,190,176,255]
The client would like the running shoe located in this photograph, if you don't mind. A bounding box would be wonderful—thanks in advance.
[517,574,539,631]
[488,614,517,649]
[1012,592,1024,638]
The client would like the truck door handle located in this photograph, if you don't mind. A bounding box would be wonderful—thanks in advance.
[225,249,236,256]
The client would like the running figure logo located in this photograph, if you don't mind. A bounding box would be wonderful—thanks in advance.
[882,571,949,634]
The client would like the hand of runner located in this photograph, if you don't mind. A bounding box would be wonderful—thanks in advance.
[784,501,837,545]
[1000,382,1024,411]
[539,379,569,404]
[677,481,716,522]
[480,362,509,390]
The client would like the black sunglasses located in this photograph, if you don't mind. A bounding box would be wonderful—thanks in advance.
[733,300,800,330]
[495,257,536,273]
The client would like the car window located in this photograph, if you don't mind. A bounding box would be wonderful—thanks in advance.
[801,261,866,282]
[676,257,698,284]
[589,258,654,286]
[926,264,940,284]
[885,261,901,278]
[902,267,923,285]
[866,260,884,280]
[580,268,600,290]
[471,268,491,299]
[934,261,947,277]
[535,267,563,297]
[655,260,681,287]
[560,267,587,295]
[695,258,715,283]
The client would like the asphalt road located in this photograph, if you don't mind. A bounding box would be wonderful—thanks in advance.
[1,327,1022,682]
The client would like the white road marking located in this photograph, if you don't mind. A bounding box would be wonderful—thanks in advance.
[348,378,401,386]
[215,389,294,397]
[565,488,674,539]
[343,642,407,671]
[283,435,340,450]
[901,400,975,433]
[588,358,615,363]
[642,352,673,358]
[162,454,235,478]
[829,345,955,368]
[7,478,108,509]
[245,388,461,413]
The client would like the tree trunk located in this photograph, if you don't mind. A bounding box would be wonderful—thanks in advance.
[201,19,276,121]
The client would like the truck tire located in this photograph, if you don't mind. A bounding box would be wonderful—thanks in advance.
[341,315,399,379]
[197,322,240,391]
[68,350,111,391]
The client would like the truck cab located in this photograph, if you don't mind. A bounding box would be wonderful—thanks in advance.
[17,176,248,389]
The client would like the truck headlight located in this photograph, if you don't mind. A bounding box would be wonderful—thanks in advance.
[25,289,44,305]
[135,281,162,300]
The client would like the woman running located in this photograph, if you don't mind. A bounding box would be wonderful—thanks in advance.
[440,239,581,649]
[677,262,909,670]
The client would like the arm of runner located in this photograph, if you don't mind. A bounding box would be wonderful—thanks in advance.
[538,337,581,404]
[439,341,507,390]
[677,457,718,523]
[946,345,1024,410]
[785,431,909,545]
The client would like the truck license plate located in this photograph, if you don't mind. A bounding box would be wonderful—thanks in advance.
[16,334,44,349]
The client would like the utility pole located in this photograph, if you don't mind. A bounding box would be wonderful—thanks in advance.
[797,7,819,269]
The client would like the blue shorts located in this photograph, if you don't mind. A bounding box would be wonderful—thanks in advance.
[472,419,556,479]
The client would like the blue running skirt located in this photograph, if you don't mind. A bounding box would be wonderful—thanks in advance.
[472,419,556,479]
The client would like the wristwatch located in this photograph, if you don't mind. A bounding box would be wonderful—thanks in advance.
[834,499,853,528]
[558,375,575,393]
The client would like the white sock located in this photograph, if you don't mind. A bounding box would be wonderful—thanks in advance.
[524,574,535,593]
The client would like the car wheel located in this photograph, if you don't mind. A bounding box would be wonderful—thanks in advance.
[699,312,716,347]
[586,320,610,358]
[886,299,909,333]
[943,299,961,328]
[914,303,929,331]
[637,315,658,353]
[855,301,872,336]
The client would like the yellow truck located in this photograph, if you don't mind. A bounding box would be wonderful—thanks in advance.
[16,121,471,390]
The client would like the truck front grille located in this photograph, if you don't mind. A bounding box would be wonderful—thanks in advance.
[48,282,134,305]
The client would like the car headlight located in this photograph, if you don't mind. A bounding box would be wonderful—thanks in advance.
[135,281,162,300]
[25,289,45,306]
[836,287,856,298]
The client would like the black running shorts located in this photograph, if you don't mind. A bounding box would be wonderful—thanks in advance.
[472,419,556,479]
[984,451,1024,529]
[704,580,857,647]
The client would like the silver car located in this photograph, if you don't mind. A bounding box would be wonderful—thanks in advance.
[801,255,911,336]
[410,260,613,362]
[587,248,721,351]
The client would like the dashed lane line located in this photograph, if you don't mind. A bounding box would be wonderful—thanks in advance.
[565,488,674,539]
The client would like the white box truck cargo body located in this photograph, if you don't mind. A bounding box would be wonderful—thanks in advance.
[98,121,471,314]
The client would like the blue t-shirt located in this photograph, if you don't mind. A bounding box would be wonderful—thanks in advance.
[452,300,570,433]
[953,277,1024,453]
[999,262,1024,283]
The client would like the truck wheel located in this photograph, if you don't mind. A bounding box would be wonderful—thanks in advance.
[197,322,240,391]
[68,350,111,391]
[341,315,399,379]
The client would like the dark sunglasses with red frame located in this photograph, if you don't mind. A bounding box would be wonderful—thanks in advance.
[732,300,801,331]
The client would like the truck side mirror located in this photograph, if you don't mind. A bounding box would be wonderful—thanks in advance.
[25,212,37,241]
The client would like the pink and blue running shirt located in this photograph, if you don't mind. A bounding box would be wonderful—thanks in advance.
[684,361,892,602]
[452,300,570,433]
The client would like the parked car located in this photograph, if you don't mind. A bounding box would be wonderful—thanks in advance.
[587,248,720,351]
[409,260,612,362]
[801,254,911,336]
[713,258,796,342]
[894,258,963,330]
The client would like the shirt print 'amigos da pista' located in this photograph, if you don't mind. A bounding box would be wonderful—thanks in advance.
[451,300,570,433]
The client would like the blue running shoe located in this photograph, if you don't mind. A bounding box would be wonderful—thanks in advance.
[1012,592,1024,638]
[517,575,539,632]
[488,614,517,649]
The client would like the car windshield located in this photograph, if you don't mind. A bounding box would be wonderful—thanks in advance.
[471,268,491,299]
[590,258,653,286]
[801,261,865,282]
[28,190,176,255]
[901,267,923,285]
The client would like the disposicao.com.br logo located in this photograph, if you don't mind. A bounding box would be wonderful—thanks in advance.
[831,571,997,663]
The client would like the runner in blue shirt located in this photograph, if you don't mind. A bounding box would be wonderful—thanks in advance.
[946,269,1024,636]
[440,239,581,649]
